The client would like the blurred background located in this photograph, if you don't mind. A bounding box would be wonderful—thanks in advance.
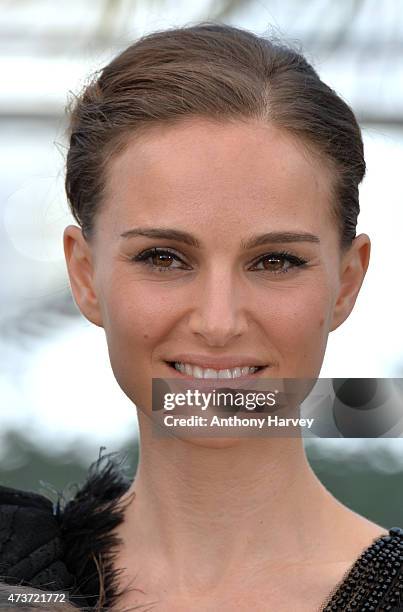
[0,0,403,527]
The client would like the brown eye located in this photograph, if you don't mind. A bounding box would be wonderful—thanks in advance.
[261,256,285,272]
[252,252,308,275]
[132,248,190,273]
[152,252,174,267]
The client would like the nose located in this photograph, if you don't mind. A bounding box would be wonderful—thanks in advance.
[188,267,249,347]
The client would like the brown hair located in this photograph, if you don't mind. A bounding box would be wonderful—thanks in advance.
[65,22,365,249]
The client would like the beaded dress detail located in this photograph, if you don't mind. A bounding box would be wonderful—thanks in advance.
[320,527,403,611]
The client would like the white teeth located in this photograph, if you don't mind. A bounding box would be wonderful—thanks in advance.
[173,362,261,378]
[193,366,204,379]
[218,369,232,379]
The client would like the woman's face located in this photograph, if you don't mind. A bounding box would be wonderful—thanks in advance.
[64,118,370,417]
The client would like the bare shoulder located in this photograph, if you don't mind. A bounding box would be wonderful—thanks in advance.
[336,507,389,550]
[323,490,389,557]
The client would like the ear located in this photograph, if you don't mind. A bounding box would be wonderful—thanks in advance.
[330,233,371,332]
[63,225,103,327]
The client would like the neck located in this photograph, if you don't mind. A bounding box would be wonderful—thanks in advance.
[115,418,355,594]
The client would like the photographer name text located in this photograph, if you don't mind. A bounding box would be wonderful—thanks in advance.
[163,415,314,429]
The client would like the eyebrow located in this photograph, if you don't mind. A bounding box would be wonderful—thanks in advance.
[120,227,320,248]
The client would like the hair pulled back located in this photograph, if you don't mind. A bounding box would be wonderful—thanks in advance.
[65,23,365,248]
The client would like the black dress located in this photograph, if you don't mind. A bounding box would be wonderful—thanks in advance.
[0,449,402,611]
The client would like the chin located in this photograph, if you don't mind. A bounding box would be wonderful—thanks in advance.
[181,436,244,449]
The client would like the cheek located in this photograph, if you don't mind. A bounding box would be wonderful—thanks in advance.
[101,283,179,366]
[259,284,333,372]
[100,283,178,409]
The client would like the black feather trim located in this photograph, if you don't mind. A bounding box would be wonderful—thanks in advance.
[0,447,137,611]
[55,447,136,611]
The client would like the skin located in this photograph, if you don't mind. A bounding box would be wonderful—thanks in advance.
[63,118,385,611]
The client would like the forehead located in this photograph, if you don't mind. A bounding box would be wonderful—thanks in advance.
[100,117,336,242]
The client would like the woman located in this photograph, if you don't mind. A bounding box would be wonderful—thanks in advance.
[1,22,402,611]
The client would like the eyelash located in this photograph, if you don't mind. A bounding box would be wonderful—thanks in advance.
[131,248,308,275]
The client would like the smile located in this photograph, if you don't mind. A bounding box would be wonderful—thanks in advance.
[167,361,266,379]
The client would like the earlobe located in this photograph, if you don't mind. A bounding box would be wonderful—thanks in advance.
[63,225,104,327]
[330,234,371,332]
